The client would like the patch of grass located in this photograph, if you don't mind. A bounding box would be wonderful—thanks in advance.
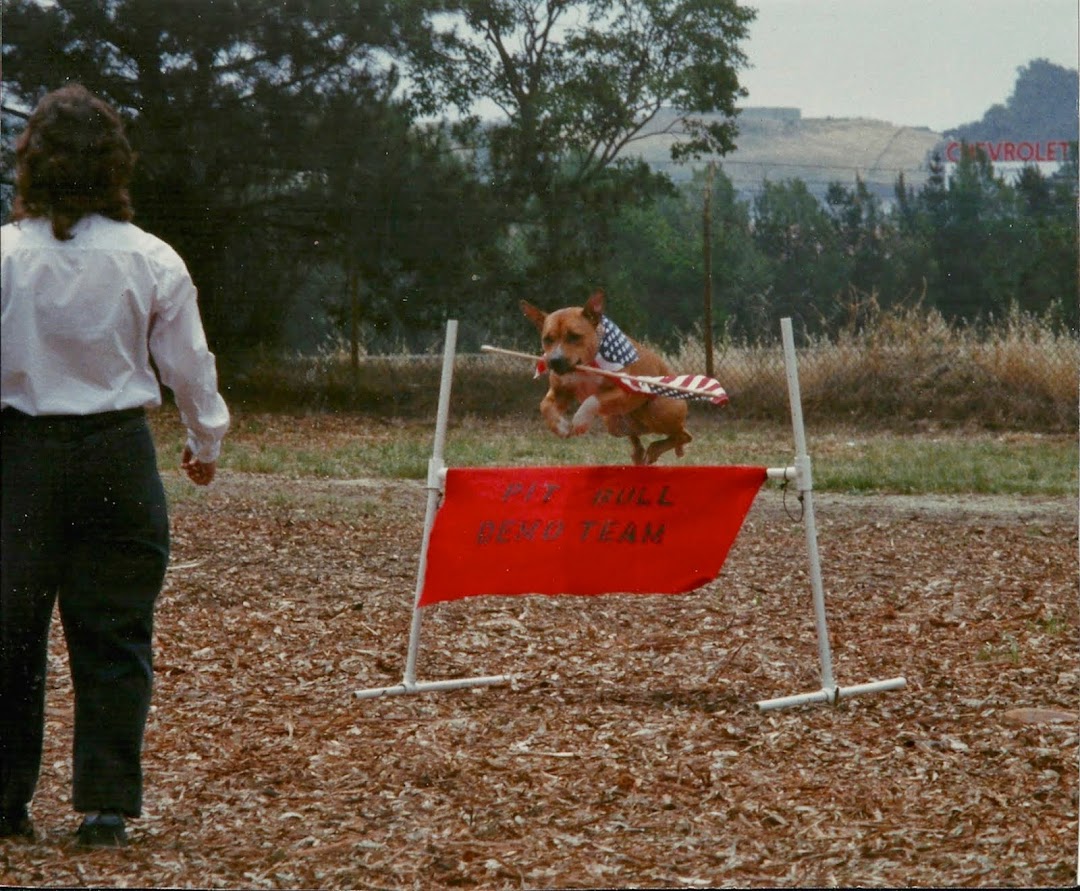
[366,441,430,480]
[808,432,1078,495]
[218,438,430,480]
[149,411,1077,496]
[977,634,1023,665]
[1031,613,1069,635]
[228,444,299,475]
[161,475,210,507]
[267,490,298,511]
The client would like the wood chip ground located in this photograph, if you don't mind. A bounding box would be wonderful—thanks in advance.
[3,472,1076,889]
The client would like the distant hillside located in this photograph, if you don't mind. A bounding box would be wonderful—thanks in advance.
[619,59,1078,205]
[947,59,1079,144]
[624,109,943,205]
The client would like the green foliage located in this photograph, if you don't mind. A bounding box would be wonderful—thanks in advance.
[151,407,1078,495]
[405,0,755,298]
[7,0,419,348]
[601,165,769,345]
[602,190,702,338]
[893,148,1079,329]
[949,59,1079,143]
[305,95,508,349]
[602,142,1076,348]
[0,0,501,351]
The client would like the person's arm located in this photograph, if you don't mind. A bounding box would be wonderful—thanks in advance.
[148,263,229,483]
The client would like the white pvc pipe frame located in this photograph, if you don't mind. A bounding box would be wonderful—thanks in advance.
[355,321,513,700]
[354,318,906,709]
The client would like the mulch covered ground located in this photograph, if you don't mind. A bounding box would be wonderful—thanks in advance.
[3,473,1077,889]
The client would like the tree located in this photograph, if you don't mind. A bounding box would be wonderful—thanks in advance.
[895,142,1079,327]
[825,177,886,300]
[751,179,846,334]
[600,182,702,343]
[921,146,1017,322]
[405,0,755,298]
[306,91,509,354]
[1,0,431,351]
[948,59,1079,144]
[1011,164,1079,327]
[823,176,928,323]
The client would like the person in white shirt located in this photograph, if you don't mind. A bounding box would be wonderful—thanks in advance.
[1,83,229,847]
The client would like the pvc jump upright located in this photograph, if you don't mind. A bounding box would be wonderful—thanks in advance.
[355,321,513,700]
[755,319,906,709]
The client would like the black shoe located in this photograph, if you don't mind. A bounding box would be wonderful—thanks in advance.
[76,812,128,847]
[0,806,34,840]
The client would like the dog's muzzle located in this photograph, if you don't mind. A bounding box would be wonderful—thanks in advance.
[547,353,575,375]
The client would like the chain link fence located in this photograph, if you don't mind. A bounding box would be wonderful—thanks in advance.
[227,311,1078,432]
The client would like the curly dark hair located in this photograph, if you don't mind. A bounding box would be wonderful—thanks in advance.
[12,83,135,240]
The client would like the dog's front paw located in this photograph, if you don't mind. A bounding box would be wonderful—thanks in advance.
[570,396,600,436]
[554,416,573,438]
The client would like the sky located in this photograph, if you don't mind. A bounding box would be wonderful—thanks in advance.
[739,0,1079,131]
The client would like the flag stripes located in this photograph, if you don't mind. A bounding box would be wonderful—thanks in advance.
[615,373,729,405]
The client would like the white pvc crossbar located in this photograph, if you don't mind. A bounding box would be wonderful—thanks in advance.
[354,675,511,700]
[354,317,906,711]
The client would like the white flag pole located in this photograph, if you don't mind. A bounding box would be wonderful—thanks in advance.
[480,344,724,401]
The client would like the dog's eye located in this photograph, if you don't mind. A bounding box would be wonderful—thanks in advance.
[565,333,582,344]
[542,335,555,346]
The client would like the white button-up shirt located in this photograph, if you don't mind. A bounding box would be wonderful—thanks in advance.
[1,214,229,461]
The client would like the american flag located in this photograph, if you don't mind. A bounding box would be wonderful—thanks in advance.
[592,316,729,405]
[596,317,639,369]
[614,373,729,406]
[532,314,728,406]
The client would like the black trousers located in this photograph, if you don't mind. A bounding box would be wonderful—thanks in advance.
[1,408,169,818]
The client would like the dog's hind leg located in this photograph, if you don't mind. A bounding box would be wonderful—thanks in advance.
[644,430,693,465]
[603,413,647,464]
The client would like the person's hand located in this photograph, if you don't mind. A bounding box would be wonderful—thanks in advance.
[181,446,216,486]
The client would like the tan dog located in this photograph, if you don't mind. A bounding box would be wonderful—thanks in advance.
[521,289,692,465]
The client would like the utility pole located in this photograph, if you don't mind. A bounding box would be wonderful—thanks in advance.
[348,264,361,383]
[702,161,716,377]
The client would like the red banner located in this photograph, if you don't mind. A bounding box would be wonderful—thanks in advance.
[419,465,766,606]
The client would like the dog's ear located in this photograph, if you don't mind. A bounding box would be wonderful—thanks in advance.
[583,288,605,325]
[520,300,547,332]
